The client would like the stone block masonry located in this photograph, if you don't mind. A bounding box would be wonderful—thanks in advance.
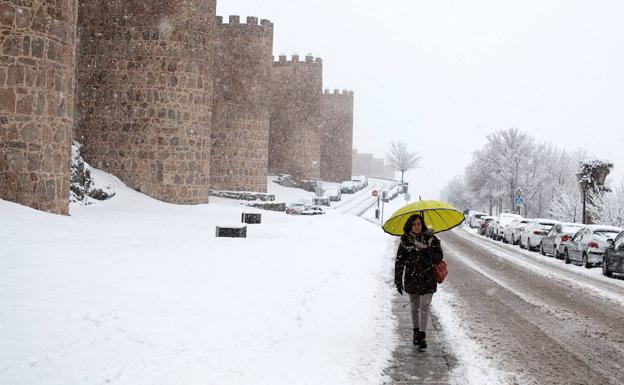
[0,0,77,215]
[74,0,216,204]
[269,54,323,181]
[211,15,273,193]
[320,89,354,183]
[0,0,356,215]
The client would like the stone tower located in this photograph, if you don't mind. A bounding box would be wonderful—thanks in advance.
[269,54,322,180]
[74,0,216,204]
[0,0,77,215]
[211,15,273,192]
[320,89,353,182]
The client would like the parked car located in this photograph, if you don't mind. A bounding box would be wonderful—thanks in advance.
[469,212,488,229]
[324,187,341,201]
[479,216,494,235]
[539,222,584,258]
[492,213,523,241]
[503,218,530,245]
[519,219,560,251]
[564,225,622,268]
[487,218,499,239]
[313,195,331,207]
[340,181,357,194]
[285,202,307,215]
[301,206,325,215]
[352,175,368,188]
[603,231,624,277]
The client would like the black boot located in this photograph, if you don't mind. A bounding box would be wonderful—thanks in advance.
[412,328,419,345]
[417,331,427,349]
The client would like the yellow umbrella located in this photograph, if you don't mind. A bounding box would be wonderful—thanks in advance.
[382,200,465,236]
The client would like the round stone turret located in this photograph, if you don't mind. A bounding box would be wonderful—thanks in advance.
[211,15,273,192]
[320,90,354,182]
[0,0,77,214]
[75,0,216,204]
[269,55,323,180]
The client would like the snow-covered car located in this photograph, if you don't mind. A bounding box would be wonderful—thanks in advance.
[540,222,584,258]
[479,216,494,235]
[352,175,368,188]
[564,225,622,268]
[324,187,341,201]
[469,212,487,229]
[285,202,307,215]
[519,219,560,251]
[493,213,523,241]
[300,206,325,215]
[487,218,499,238]
[313,195,331,207]
[503,218,530,245]
[603,230,624,277]
[340,181,357,194]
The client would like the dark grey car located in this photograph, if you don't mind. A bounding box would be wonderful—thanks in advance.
[603,231,624,277]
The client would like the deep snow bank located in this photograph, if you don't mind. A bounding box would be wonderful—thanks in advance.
[0,171,396,385]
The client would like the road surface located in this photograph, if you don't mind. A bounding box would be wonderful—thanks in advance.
[437,227,624,385]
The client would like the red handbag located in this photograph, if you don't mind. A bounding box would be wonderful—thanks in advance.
[433,260,448,284]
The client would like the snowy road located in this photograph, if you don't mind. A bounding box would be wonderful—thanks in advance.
[438,227,624,385]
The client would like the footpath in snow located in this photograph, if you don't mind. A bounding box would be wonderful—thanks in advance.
[1,172,398,385]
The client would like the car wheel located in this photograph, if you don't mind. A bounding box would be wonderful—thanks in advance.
[554,248,560,259]
[564,250,571,264]
[540,243,545,255]
[602,258,613,277]
[582,253,591,269]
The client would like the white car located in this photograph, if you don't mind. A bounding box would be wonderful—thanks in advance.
[504,218,530,245]
[324,187,341,201]
[469,212,487,229]
[519,219,560,251]
[313,195,330,207]
[493,213,523,241]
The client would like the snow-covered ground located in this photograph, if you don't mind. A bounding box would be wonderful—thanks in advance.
[0,172,397,385]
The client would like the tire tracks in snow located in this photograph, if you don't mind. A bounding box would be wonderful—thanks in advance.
[438,229,624,385]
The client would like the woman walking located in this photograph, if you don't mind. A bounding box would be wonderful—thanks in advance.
[394,213,444,349]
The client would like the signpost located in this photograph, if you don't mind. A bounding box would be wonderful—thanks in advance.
[373,190,380,219]
[515,189,524,215]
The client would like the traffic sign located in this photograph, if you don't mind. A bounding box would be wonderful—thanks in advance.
[372,190,378,197]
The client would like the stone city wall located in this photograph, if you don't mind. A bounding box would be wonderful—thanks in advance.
[320,89,353,183]
[211,15,273,192]
[0,0,356,214]
[0,0,77,215]
[74,0,216,204]
[269,54,323,180]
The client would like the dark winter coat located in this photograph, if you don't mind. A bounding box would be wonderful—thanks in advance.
[394,231,444,295]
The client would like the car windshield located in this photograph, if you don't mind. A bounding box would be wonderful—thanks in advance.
[539,223,555,230]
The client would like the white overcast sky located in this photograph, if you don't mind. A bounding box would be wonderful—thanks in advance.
[217,0,624,200]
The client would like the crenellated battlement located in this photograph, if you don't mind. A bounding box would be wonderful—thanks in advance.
[272,54,323,66]
[216,15,273,34]
[323,88,354,96]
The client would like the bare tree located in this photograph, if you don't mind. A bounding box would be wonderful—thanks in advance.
[385,141,421,182]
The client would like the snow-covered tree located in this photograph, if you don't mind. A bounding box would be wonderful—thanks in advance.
[547,150,586,223]
[441,175,473,211]
[385,141,421,182]
[447,128,589,220]
[588,179,624,227]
